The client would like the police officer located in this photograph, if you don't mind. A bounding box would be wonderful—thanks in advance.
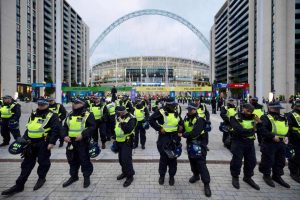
[149,97,183,186]
[121,95,134,114]
[250,97,264,145]
[286,99,300,183]
[113,106,137,187]
[195,97,210,149]
[133,98,149,149]
[0,95,21,146]
[179,103,211,197]
[229,104,262,190]
[220,98,237,149]
[1,98,60,196]
[48,97,67,147]
[151,97,159,113]
[258,102,290,188]
[106,97,116,141]
[62,98,96,188]
[89,96,109,149]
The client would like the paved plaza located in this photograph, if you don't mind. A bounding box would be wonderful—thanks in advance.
[0,103,299,199]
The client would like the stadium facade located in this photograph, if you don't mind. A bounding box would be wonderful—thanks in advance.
[91,56,210,87]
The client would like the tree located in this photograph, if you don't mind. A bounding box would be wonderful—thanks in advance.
[44,76,55,96]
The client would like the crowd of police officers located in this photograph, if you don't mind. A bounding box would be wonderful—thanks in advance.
[0,93,300,197]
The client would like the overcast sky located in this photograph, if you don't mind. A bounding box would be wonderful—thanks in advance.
[67,0,225,65]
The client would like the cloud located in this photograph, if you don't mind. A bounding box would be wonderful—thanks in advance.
[66,0,226,65]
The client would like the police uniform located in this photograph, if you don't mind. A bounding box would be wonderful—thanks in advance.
[220,101,237,149]
[250,97,264,145]
[1,99,60,195]
[121,96,134,114]
[49,100,67,147]
[286,100,300,183]
[62,100,96,188]
[258,102,290,188]
[182,103,211,197]
[89,100,109,148]
[0,96,21,146]
[106,100,116,141]
[196,100,210,148]
[113,106,137,187]
[149,98,183,185]
[133,101,149,149]
[229,104,261,190]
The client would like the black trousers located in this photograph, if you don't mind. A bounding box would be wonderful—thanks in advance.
[1,119,21,144]
[230,139,256,178]
[106,115,115,140]
[66,141,93,178]
[134,122,146,147]
[92,120,107,143]
[117,139,135,178]
[212,105,216,114]
[259,141,286,177]
[288,142,300,175]
[16,141,51,186]
[188,144,210,184]
[157,134,180,177]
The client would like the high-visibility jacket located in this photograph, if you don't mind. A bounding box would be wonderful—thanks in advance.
[235,115,256,140]
[49,104,61,116]
[90,104,104,120]
[197,104,207,120]
[27,112,53,138]
[0,103,17,118]
[159,109,180,133]
[291,112,300,134]
[134,106,145,122]
[106,103,116,116]
[226,106,237,118]
[66,111,90,138]
[267,114,288,138]
[253,108,264,118]
[184,116,204,139]
[115,114,136,142]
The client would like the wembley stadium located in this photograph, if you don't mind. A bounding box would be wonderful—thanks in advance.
[91,56,210,86]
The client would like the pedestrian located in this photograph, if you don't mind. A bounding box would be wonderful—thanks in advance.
[0,95,21,146]
[179,103,211,197]
[149,97,183,186]
[1,98,60,196]
[62,98,95,188]
[258,102,290,188]
[113,106,137,187]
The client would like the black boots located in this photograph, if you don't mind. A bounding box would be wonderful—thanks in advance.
[263,175,275,187]
[169,176,175,186]
[189,175,200,183]
[1,185,24,196]
[117,173,126,180]
[290,173,300,183]
[272,176,290,188]
[232,176,240,189]
[101,142,106,149]
[123,176,134,187]
[204,183,212,197]
[243,177,260,190]
[0,142,9,147]
[62,176,79,188]
[83,176,90,188]
[159,176,165,185]
[33,178,46,191]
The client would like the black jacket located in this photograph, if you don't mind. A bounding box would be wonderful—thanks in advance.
[90,102,109,122]
[220,105,236,124]
[149,107,183,133]
[287,109,300,144]
[230,113,263,140]
[49,103,67,121]
[62,107,96,141]
[23,109,60,145]
[259,112,288,143]
[112,113,137,140]
[0,102,21,121]
[182,114,206,143]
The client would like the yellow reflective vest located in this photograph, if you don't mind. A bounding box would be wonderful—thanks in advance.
[90,104,104,120]
[291,112,300,134]
[267,114,289,138]
[49,104,61,116]
[159,109,180,133]
[114,114,136,142]
[66,111,90,138]
[27,112,53,138]
[197,104,207,120]
[253,108,264,118]
[0,103,16,118]
[235,115,256,140]
[226,106,237,118]
[184,116,204,138]
[106,103,116,116]
[134,106,145,122]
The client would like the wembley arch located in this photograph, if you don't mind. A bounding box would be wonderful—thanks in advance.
[89,9,210,57]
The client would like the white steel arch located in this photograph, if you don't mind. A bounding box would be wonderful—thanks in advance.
[89,9,210,57]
